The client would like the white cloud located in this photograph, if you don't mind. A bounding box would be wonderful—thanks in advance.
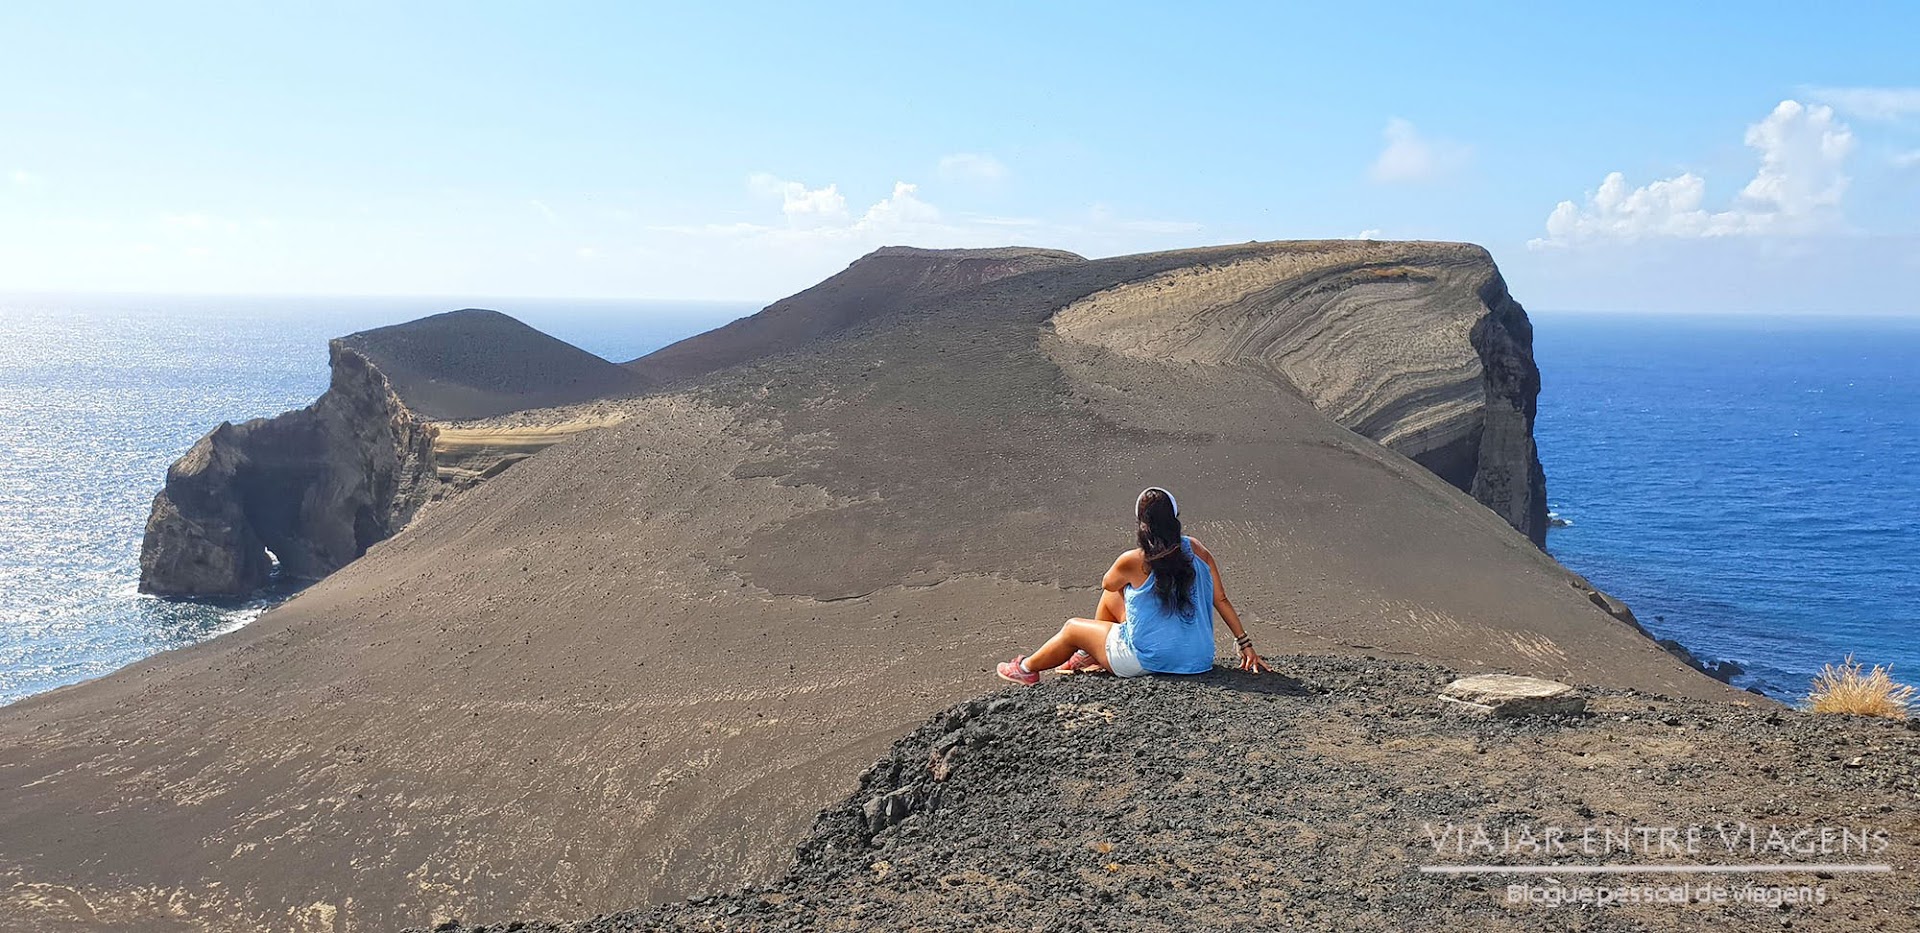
[1530,100,1855,248]
[576,246,603,261]
[854,181,939,230]
[748,173,849,226]
[9,169,42,187]
[1739,100,1855,213]
[937,152,1008,183]
[695,183,1198,249]
[1368,118,1471,184]
[1535,172,1736,243]
[630,173,1214,300]
[530,199,558,223]
[1894,149,1920,169]
[1353,229,1383,240]
[1802,86,1920,122]
[721,177,940,239]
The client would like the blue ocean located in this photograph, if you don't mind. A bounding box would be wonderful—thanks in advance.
[0,301,1913,704]
[1534,312,1919,699]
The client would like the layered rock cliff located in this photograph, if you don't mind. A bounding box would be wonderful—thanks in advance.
[1050,241,1548,545]
[138,343,439,596]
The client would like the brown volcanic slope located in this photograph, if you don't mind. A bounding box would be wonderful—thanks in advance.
[340,308,652,420]
[624,245,1085,384]
[0,241,1747,932]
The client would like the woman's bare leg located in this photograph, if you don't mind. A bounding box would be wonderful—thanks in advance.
[1025,618,1114,672]
[1050,590,1125,672]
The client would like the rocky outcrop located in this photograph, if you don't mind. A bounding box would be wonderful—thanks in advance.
[1466,271,1549,546]
[138,343,438,596]
[1568,573,1744,684]
[1050,240,1549,545]
[1438,672,1586,716]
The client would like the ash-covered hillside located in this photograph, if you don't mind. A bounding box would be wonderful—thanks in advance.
[2,241,1748,931]
[340,308,653,421]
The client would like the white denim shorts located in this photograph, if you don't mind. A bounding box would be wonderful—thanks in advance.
[1104,624,1146,678]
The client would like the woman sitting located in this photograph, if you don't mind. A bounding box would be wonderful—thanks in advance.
[998,487,1269,684]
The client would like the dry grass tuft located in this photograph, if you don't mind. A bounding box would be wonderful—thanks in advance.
[1805,655,1915,720]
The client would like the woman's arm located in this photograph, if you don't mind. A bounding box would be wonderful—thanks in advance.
[1101,549,1145,593]
[1189,538,1270,673]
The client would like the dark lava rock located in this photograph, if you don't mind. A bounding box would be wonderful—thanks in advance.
[418,658,1918,932]
[139,343,437,596]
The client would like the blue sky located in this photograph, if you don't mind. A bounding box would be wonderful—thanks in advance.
[3,2,1918,312]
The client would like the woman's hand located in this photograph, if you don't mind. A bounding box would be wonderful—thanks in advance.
[1237,645,1271,673]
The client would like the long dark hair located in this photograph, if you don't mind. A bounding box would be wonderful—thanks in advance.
[1136,488,1198,619]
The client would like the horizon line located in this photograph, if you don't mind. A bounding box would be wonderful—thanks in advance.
[0,287,773,305]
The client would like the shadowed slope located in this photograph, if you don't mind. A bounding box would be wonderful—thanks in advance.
[0,242,1743,932]
[341,308,652,420]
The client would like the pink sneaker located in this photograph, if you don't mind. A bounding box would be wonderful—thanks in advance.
[996,656,1040,686]
[1057,649,1102,674]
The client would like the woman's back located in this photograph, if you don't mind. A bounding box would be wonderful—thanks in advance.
[1119,537,1215,674]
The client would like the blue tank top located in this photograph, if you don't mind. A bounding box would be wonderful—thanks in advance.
[1119,537,1216,674]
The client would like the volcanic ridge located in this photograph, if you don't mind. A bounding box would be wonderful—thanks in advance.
[1,241,1770,932]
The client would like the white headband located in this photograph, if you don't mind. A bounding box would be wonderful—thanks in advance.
[1136,486,1178,518]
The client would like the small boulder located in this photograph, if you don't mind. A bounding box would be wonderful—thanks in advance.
[862,785,925,833]
[1440,674,1586,717]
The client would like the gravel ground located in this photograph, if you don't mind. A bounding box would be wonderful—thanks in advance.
[418,656,1920,932]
